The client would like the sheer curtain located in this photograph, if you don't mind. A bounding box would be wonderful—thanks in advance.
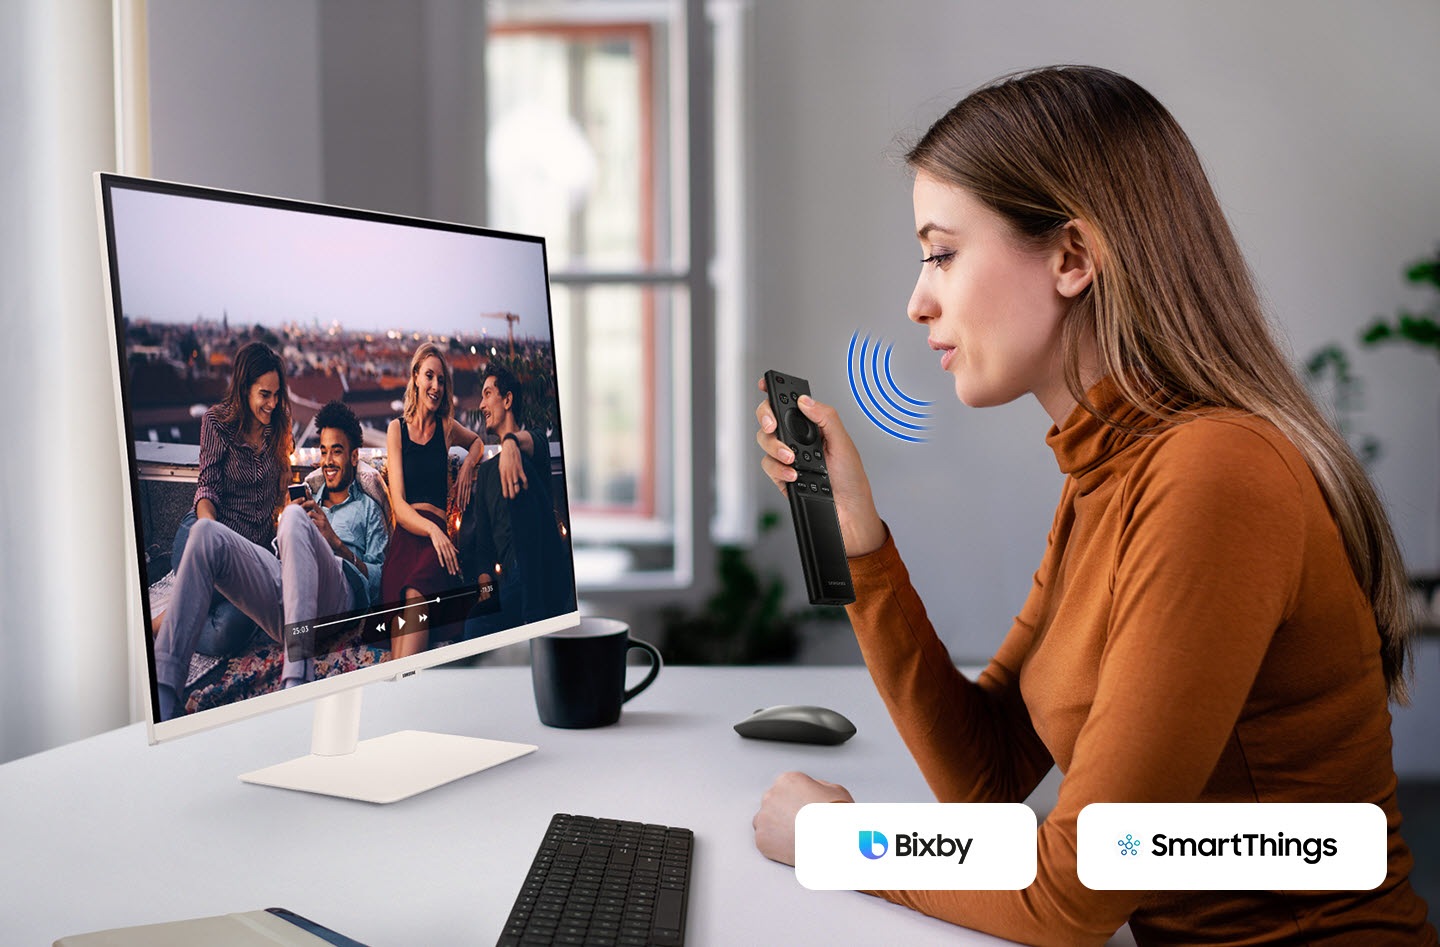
[0,0,131,762]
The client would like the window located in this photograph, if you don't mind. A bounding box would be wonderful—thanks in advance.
[486,0,751,591]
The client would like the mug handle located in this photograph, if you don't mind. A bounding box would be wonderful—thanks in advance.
[622,638,663,703]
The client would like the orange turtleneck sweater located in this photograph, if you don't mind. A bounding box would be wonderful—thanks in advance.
[847,383,1436,945]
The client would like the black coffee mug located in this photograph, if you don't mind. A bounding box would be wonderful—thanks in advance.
[530,617,663,728]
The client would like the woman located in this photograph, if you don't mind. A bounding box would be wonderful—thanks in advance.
[381,342,487,658]
[160,341,293,654]
[152,341,293,717]
[752,67,1436,945]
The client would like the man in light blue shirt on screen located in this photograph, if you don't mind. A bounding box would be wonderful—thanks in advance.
[278,400,389,683]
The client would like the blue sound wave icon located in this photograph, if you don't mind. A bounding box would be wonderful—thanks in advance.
[847,332,932,443]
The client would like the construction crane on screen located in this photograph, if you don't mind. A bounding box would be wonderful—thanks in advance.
[481,311,520,357]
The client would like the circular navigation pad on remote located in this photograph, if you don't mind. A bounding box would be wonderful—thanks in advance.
[783,407,819,446]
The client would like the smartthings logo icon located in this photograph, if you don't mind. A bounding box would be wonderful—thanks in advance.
[858,830,889,860]
[1117,834,1141,856]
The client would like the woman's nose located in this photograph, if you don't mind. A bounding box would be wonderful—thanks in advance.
[907,275,936,324]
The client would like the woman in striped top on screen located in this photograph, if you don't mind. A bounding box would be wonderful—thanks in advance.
[190,340,294,548]
[152,341,294,717]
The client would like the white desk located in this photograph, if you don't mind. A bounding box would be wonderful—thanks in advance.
[0,666,1065,946]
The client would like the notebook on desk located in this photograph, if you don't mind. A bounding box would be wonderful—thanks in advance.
[54,907,367,947]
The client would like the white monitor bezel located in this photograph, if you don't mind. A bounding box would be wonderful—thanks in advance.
[95,172,580,747]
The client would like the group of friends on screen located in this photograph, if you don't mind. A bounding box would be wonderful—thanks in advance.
[150,339,570,721]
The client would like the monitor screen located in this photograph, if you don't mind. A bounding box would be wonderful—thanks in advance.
[97,174,579,764]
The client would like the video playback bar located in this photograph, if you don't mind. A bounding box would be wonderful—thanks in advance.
[282,579,499,662]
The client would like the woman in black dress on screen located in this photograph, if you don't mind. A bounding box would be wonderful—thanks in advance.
[381,342,487,658]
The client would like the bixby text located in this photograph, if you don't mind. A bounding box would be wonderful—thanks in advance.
[895,832,973,864]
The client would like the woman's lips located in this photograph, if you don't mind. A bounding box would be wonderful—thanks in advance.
[929,339,956,371]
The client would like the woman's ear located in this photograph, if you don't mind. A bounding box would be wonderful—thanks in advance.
[1054,219,1098,298]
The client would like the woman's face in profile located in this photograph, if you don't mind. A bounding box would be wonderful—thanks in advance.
[907,172,1071,414]
[246,370,281,429]
[416,356,446,416]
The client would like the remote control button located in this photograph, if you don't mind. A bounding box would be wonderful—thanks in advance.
[779,392,790,404]
[809,482,819,493]
[783,408,819,446]
[775,375,786,384]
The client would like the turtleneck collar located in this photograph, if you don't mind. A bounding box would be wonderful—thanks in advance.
[1044,375,1180,481]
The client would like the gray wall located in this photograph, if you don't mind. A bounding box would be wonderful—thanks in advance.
[148,0,486,220]
[148,0,324,201]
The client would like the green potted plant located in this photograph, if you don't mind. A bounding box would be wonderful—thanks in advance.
[1359,249,1440,357]
[1303,343,1379,465]
[1357,248,1440,611]
[658,512,848,664]
[1304,248,1440,464]
[1305,248,1440,623]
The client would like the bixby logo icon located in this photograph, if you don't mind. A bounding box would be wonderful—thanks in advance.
[858,830,889,860]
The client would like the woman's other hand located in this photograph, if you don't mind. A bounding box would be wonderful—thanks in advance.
[752,771,855,866]
[755,377,886,557]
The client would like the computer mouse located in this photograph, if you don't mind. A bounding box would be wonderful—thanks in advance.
[733,705,856,746]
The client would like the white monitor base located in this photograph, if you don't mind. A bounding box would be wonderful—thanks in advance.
[239,730,536,803]
[237,686,535,803]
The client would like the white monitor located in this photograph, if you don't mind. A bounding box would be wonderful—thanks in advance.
[96,173,580,802]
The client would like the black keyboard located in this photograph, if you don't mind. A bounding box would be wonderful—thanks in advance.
[497,813,694,947]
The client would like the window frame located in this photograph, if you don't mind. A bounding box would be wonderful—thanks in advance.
[484,0,750,597]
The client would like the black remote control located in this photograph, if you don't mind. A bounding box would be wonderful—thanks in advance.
[764,370,856,606]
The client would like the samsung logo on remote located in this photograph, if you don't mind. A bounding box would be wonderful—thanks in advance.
[859,830,973,864]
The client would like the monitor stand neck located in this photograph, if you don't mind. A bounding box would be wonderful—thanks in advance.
[238,684,537,803]
[311,686,362,756]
